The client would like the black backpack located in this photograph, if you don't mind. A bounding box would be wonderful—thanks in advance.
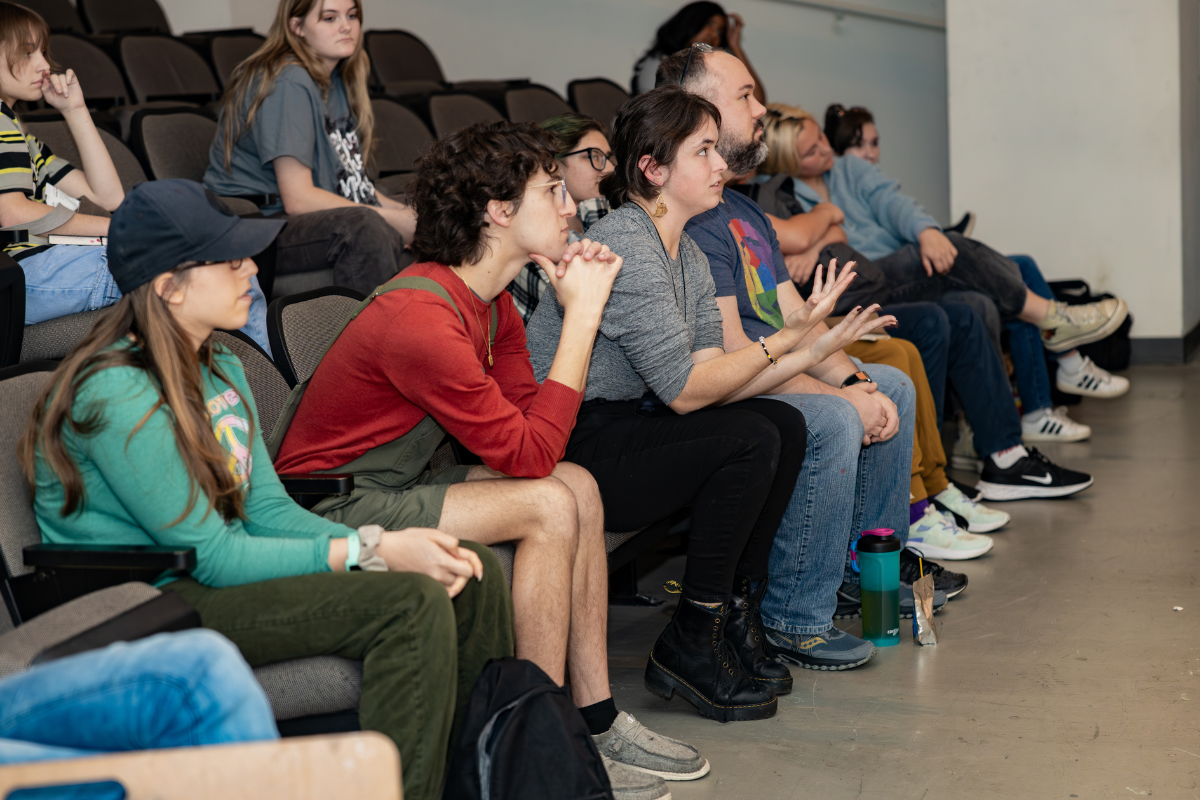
[442,658,613,800]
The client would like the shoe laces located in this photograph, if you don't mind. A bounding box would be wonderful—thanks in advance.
[904,547,946,578]
[1059,302,1109,326]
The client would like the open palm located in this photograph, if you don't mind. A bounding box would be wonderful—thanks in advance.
[783,259,858,333]
[810,304,897,363]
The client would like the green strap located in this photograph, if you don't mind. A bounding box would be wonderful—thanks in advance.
[266,275,496,459]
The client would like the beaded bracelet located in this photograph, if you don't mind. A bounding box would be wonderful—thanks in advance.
[758,336,778,365]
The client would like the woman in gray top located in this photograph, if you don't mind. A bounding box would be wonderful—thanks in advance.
[525,86,888,724]
[204,0,413,297]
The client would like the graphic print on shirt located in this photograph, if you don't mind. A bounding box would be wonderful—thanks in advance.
[206,388,252,487]
[325,116,379,206]
[729,218,784,328]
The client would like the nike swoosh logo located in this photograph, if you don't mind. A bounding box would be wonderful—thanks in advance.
[1022,473,1054,485]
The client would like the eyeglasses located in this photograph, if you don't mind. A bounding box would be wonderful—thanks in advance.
[679,42,714,86]
[531,179,569,207]
[559,147,614,172]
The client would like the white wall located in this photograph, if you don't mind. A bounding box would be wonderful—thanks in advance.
[155,0,952,223]
[947,0,1195,342]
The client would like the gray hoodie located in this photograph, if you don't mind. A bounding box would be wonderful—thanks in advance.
[525,202,725,404]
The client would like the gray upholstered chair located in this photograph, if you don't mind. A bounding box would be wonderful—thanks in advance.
[119,36,219,105]
[211,33,266,87]
[505,85,572,125]
[20,0,87,34]
[0,360,365,734]
[370,99,433,199]
[78,0,171,35]
[130,108,216,182]
[568,78,631,132]
[19,309,106,364]
[428,93,504,138]
[364,29,509,98]
[23,121,146,216]
[48,35,129,106]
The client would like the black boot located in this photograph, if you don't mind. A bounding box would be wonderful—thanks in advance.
[727,575,793,696]
[644,594,777,723]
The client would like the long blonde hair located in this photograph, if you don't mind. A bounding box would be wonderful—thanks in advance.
[761,103,817,177]
[219,0,374,171]
[19,276,253,526]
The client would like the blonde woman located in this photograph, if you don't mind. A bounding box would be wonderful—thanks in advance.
[204,0,413,295]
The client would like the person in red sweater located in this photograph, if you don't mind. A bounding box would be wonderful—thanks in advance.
[274,121,707,797]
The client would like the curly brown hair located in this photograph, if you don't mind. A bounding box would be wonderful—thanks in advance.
[408,121,560,266]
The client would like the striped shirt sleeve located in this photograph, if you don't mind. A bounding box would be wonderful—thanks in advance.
[0,114,35,196]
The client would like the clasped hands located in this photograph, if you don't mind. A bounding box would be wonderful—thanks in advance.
[530,238,623,322]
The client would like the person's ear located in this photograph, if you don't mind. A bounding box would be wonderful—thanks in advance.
[153,272,185,307]
[289,16,305,38]
[638,155,667,189]
[485,198,516,229]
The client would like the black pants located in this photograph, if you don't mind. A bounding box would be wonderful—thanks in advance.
[274,206,406,296]
[567,397,807,603]
[874,232,1028,317]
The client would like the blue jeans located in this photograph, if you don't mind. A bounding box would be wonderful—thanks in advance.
[761,362,915,634]
[1005,255,1054,415]
[0,629,277,765]
[19,246,273,356]
[886,301,1022,456]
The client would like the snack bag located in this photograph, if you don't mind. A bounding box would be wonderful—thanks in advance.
[912,571,937,646]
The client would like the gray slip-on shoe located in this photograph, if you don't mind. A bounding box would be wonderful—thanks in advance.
[603,756,672,800]
[593,712,710,781]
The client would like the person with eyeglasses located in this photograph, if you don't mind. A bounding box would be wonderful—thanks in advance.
[508,113,616,322]
[274,121,711,800]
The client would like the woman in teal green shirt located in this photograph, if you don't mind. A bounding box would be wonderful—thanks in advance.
[19,179,513,800]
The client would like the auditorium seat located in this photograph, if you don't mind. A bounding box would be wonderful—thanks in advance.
[428,92,504,138]
[77,0,171,35]
[568,78,631,131]
[370,98,433,198]
[505,84,572,124]
[119,35,220,105]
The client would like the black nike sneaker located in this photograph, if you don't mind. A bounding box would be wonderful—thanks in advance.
[976,447,1093,501]
[900,547,968,599]
[833,581,947,619]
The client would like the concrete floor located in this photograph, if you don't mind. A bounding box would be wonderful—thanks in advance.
[605,361,1200,799]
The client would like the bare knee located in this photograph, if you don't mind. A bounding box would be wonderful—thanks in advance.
[527,476,580,549]
[551,462,602,515]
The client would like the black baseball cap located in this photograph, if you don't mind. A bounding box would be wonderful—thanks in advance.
[107,179,286,295]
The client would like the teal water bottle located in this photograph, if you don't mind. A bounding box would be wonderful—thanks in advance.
[856,528,901,647]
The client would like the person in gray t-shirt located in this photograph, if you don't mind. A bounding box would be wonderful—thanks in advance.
[525,86,885,724]
[203,2,414,297]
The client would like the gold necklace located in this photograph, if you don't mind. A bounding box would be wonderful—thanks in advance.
[450,267,493,367]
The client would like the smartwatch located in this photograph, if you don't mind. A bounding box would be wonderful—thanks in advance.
[841,370,874,389]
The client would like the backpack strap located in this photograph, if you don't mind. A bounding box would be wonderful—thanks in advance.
[265,275,495,459]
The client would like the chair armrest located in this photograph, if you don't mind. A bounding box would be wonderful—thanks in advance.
[24,544,197,571]
[0,732,401,800]
[31,592,201,667]
[278,473,354,495]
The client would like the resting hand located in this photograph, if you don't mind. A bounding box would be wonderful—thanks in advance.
[782,258,857,333]
[40,70,85,114]
[377,529,483,598]
[532,239,621,323]
[918,228,957,276]
[783,252,819,285]
[814,201,845,226]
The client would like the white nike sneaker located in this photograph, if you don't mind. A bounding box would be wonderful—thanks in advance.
[1056,356,1130,399]
[1021,407,1091,443]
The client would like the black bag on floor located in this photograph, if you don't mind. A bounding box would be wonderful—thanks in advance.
[1048,279,1133,371]
[442,657,613,800]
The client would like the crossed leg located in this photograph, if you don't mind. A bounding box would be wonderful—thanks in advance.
[439,462,610,706]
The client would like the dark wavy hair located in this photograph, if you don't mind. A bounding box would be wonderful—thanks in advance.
[601,85,720,208]
[824,104,875,156]
[408,121,559,266]
[647,1,726,57]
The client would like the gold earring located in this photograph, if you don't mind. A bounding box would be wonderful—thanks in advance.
[653,191,668,217]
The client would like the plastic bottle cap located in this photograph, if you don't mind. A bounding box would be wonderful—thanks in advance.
[861,528,895,537]
[857,528,901,553]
